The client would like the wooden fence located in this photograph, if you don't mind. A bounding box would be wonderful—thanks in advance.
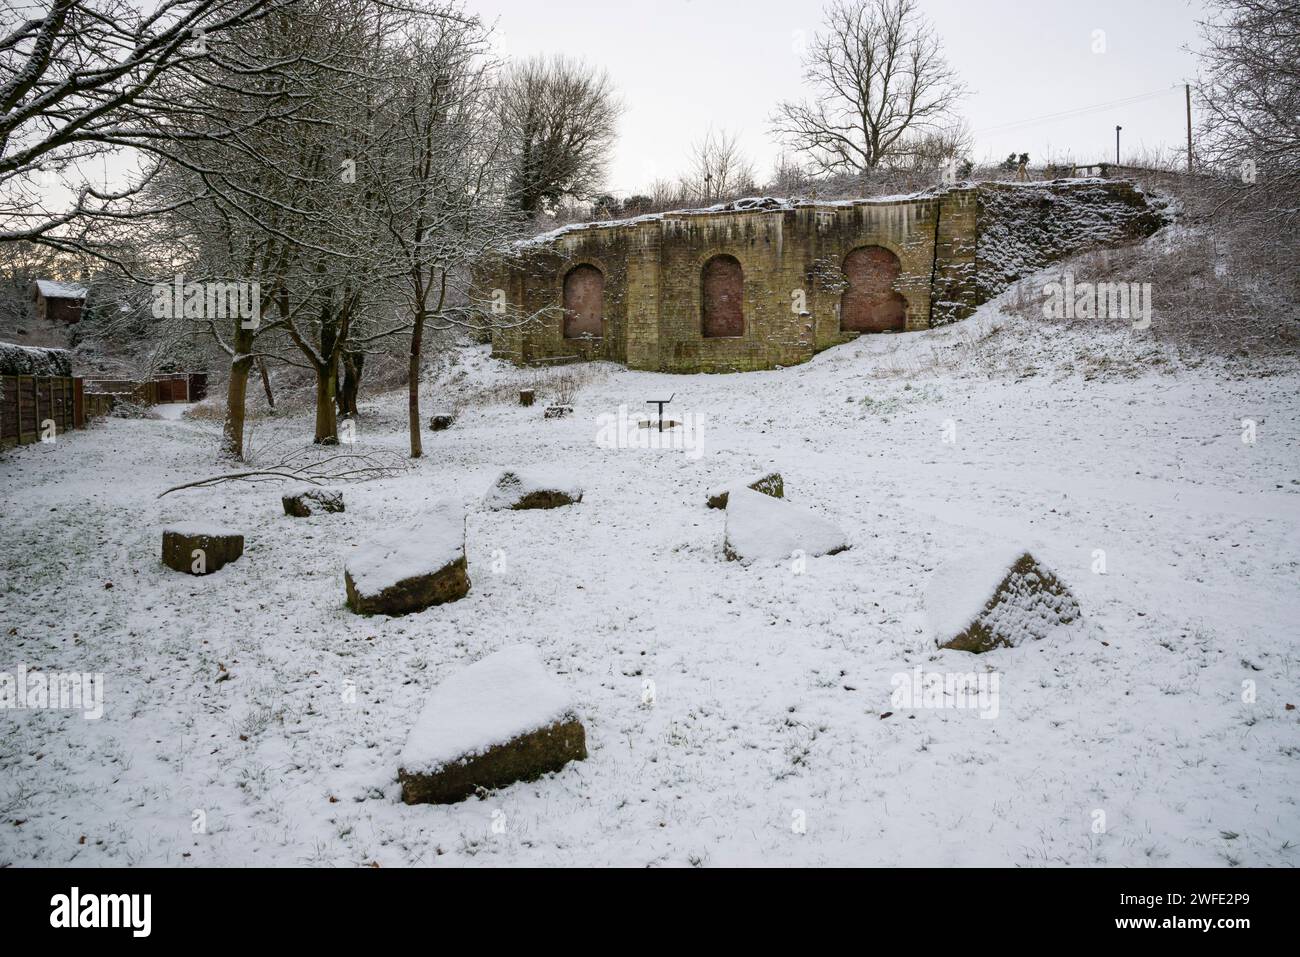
[82,378,159,405]
[0,376,114,449]
[83,372,207,405]
[84,391,114,418]
[2,370,207,447]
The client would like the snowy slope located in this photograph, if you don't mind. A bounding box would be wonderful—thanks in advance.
[0,285,1297,868]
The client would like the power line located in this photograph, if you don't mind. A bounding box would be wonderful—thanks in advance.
[975,85,1183,136]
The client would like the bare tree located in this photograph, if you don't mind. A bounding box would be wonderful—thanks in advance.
[767,153,813,198]
[144,0,418,455]
[498,54,622,215]
[263,0,418,447]
[1195,0,1300,224]
[0,0,290,253]
[680,128,757,204]
[885,118,974,177]
[648,177,685,212]
[0,240,55,334]
[771,0,967,175]
[376,15,517,458]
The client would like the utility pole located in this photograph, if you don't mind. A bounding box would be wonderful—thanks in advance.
[1185,83,1193,171]
[1115,125,1122,165]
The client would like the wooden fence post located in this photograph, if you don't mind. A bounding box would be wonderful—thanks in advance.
[18,375,33,444]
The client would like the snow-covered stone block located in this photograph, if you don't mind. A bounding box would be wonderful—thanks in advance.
[484,469,583,510]
[928,546,1080,653]
[706,471,784,509]
[161,522,244,575]
[282,486,344,517]
[398,645,587,804]
[344,501,468,615]
[723,488,848,563]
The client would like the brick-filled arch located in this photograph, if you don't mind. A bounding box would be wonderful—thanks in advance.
[701,254,744,338]
[563,264,604,339]
[840,246,907,332]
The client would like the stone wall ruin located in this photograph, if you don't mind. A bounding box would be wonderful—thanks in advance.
[482,180,1166,374]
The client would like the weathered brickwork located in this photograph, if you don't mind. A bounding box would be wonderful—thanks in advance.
[482,181,1164,374]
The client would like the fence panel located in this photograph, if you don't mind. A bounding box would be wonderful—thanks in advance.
[18,375,36,445]
[0,376,20,446]
[4,373,198,447]
[0,376,109,449]
[83,373,206,406]
[84,393,114,417]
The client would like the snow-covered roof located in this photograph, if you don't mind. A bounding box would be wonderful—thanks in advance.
[34,279,88,300]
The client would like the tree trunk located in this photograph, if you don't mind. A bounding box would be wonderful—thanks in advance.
[339,350,363,417]
[222,353,255,460]
[314,364,338,444]
[258,357,276,411]
[408,313,424,458]
[317,312,339,441]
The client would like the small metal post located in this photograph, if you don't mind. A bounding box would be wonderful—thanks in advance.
[645,393,675,432]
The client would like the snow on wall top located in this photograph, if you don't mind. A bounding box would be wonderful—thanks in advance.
[344,500,465,598]
[514,190,946,250]
[510,178,1153,254]
[34,279,88,300]
[0,341,73,377]
[398,644,577,774]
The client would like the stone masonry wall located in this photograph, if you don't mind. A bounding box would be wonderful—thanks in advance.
[974,180,1169,303]
[484,181,1165,373]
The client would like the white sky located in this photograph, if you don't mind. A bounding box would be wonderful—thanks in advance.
[479,0,1211,194]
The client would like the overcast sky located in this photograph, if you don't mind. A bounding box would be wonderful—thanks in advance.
[479,0,1211,195]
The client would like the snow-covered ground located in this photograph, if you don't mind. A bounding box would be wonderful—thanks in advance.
[1,294,1297,867]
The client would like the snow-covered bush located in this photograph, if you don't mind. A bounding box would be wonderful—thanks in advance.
[109,400,160,420]
[0,342,72,377]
